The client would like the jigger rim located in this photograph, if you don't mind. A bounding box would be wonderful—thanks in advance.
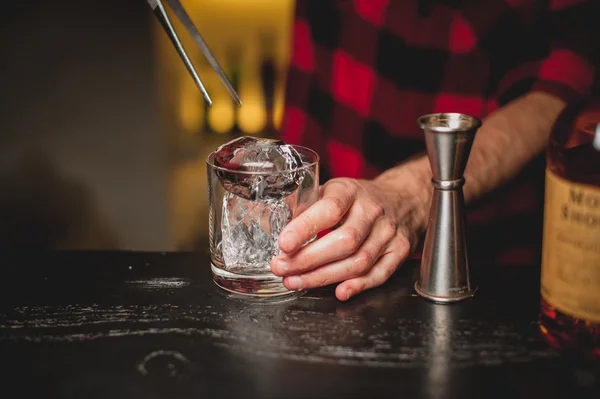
[417,113,482,133]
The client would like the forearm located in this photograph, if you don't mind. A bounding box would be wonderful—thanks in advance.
[374,91,567,232]
[461,92,566,204]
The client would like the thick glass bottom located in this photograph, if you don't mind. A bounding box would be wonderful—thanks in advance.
[539,297,600,359]
[211,263,303,299]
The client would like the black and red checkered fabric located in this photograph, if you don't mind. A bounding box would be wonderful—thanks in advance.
[279,0,599,265]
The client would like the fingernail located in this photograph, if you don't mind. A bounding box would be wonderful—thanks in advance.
[282,230,300,250]
[275,258,288,275]
[286,276,303,290]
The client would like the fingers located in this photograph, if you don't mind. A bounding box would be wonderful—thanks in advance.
[272,197,383,277]
[279,217,396,291]
[278,180,355,253]
[272,177,414,302]
[335,238,410,301]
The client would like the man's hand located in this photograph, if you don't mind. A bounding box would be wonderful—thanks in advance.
[270,91,567,302]
[270,166,431,302]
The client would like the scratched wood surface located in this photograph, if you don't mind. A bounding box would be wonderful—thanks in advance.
[0,251,598,399]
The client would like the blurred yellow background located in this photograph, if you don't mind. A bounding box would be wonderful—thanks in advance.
[153,0,296,250]
[155,0,294,136]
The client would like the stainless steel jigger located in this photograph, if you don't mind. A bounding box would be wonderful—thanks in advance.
[415,113,482,303]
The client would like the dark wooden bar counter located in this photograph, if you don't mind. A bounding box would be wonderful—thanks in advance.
[0,251,599,398]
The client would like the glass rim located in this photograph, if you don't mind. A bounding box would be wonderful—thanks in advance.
[206,144,320,176]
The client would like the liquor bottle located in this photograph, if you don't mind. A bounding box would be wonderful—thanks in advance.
[539,96,600,358]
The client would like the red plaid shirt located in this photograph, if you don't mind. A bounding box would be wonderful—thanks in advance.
[279,0,599,265]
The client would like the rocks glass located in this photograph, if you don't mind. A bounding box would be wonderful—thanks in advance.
[206,144,319,298]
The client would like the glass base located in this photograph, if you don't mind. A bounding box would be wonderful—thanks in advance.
[211,263,303,299]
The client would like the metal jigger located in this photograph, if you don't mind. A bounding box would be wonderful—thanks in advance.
[415,113,482,303]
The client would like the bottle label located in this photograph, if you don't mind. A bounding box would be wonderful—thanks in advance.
[541,169,600,322]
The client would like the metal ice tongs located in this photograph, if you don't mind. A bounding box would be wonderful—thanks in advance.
[147,0,242,107]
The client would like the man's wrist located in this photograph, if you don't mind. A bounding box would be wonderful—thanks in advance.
[373,155,433,234]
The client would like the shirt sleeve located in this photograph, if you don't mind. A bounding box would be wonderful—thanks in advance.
[498,0,599,106]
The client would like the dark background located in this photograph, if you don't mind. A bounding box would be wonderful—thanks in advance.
[1,0,170,250]
[1,0,293,252]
